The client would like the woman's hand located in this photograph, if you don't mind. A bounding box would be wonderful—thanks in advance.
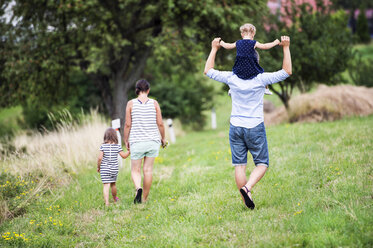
[97,167,100,173]
[161,139,168,148]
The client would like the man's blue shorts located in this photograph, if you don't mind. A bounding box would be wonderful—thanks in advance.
[229,122,269,167]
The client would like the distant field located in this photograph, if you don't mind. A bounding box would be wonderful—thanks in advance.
[0,93,372,247]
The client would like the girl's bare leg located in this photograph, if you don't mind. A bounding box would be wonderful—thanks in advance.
[103,183,110,206]
[110,182,117,200]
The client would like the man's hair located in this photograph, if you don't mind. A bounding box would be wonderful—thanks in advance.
[103,128,118,144]
[240,23,256,35]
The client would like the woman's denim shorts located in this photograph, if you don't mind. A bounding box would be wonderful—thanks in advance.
[130,140,160,160]
[229,122,269,167]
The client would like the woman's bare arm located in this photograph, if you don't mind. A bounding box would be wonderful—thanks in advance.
[154,100,166,146]
[123,101,133,151]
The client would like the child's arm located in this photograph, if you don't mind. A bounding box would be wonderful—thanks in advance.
[119,150,130,159]
[97,151,103,172]
[220,40,236,50]
[255,39,280,50]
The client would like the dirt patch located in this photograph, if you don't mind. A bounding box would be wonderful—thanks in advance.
[265,85,373,125]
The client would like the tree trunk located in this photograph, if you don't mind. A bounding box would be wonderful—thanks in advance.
[91,74,114,117]
[269,84,290,109]
[111,47,151,138]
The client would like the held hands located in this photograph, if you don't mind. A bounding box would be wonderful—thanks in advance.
[279,36,290,47]
[274,39,280,45]
[211,38,221,50]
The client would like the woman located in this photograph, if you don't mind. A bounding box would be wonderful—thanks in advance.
[124,79,166,204]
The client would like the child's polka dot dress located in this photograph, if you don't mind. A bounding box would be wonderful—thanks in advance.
[233,39,264,80]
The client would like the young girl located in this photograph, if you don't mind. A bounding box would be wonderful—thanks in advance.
[97,128,130,206]
[220,23,280,95]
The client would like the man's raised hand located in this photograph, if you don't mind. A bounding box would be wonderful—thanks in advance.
[279,36,290,47]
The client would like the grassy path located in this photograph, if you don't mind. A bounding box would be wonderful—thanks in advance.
[1,114,372,247]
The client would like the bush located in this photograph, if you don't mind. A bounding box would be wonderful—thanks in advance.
[349,54,373,87]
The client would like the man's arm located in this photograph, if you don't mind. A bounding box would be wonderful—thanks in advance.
[259,36,292,86]
[255,39,280,50]
[203,38,221,75]
[220,40,236,50]
[280,36,292,75]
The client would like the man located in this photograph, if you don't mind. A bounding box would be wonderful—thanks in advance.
[204,36,292,209]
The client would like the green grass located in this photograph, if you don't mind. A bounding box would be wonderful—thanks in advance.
[1,95,372,247]
[0,106,23,138]
[354,41,373,60]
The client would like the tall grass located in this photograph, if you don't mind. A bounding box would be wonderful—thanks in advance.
[0,110,108,222]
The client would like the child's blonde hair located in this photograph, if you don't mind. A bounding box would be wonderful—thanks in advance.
[103,128,118,144]
[240,23,256,36]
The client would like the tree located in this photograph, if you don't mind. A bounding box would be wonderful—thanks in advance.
[260,2,353,109]
[142,58,214,129]
[1,0,266,129]
[356,8,370,43]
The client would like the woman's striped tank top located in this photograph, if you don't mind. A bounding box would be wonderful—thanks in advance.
[129,98,160,145]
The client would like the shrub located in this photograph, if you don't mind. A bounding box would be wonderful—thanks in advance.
[349,54,373,87]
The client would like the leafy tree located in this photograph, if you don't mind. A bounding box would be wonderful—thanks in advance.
[261,3,353,109]
[356,8,371,43]
[140,58,214,129]
[1,0,266,129]
[330,0,373,11]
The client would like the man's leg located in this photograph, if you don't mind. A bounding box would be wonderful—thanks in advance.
[235,165,247,189]
[243,164,267,199]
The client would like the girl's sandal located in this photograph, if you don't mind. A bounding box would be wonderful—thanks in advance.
[240,185,255,210]
[114,196,119,203]
[134,188,142,204]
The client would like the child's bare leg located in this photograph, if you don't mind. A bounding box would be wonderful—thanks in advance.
[103,183,110,206]
[110,182,117,200]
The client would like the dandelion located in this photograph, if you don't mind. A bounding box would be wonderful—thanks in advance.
[293,210,303,216]
[297,202,300,206]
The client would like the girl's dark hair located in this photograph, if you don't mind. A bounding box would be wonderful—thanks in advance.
[135,79,150,95]
[104,128,118,144]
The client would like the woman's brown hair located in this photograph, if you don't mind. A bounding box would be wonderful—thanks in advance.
[135,79,150,95]
[103,128,118,144]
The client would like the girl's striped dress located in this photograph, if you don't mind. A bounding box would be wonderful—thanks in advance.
[99,144,122,183]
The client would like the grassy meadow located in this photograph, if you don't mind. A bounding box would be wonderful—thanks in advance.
[0,93,372,247]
